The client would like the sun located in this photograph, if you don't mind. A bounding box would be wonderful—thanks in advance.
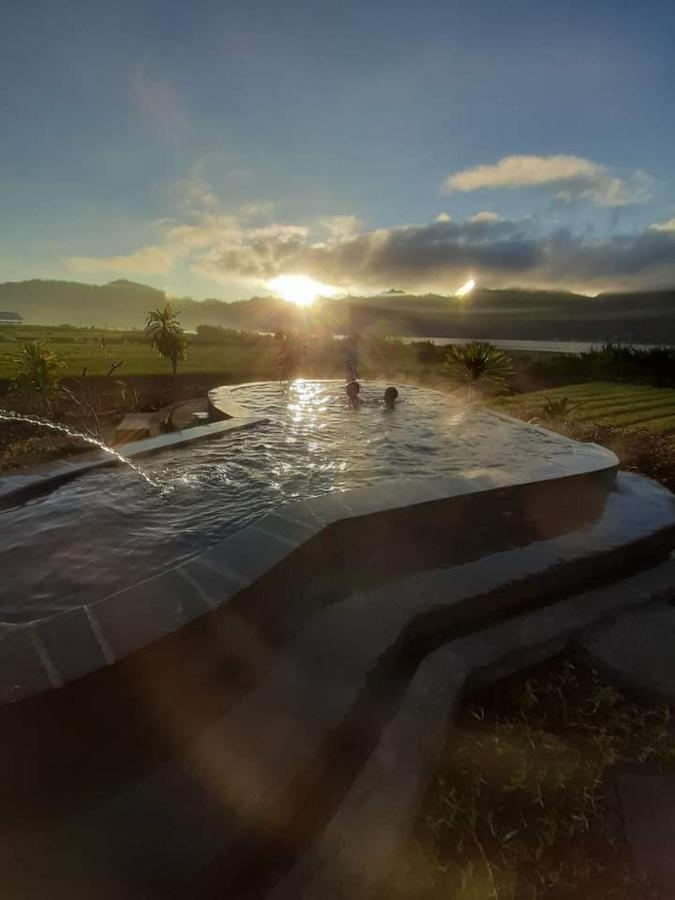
[455,278,476,298]
[267,274,338,307]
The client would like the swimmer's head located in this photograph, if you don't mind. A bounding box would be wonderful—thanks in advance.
[346,381,361,400]
[384,386,399,407]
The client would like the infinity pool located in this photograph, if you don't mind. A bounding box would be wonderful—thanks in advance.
[1,380,580,622]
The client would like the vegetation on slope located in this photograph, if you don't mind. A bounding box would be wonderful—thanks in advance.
[497,382,675,434]
[2,278,675,341]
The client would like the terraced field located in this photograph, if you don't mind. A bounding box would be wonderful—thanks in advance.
[497,381,675,433]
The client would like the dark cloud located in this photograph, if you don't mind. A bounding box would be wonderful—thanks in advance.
[197,215,675,293]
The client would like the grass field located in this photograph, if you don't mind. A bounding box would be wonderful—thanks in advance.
[0,325,281,379]
[0,324,438,381]
[497,381,675,433]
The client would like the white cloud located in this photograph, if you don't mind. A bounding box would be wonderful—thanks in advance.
[66,244,182,276]
[468,210,501,223]
[320,215,361,241]
[443,154,652,207]
[649,217,675,232]
[435,212,451,222]
[248,224,310,241]
[165,215,241,249]
[174,171,218,213]
[239,201,277,220]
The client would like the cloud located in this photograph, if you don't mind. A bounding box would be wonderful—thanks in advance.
[66,244,182,276]
[443,154,652,207]
[239,201,277,220]
[649,217,675,233]
[63,168,675,294]
[320,215,361,241]
[468,210,501,223]
[194,214,675,294]
[174,171,218,213]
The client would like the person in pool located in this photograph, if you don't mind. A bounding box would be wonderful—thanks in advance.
[383,386,399,408]
[346,380,364,406]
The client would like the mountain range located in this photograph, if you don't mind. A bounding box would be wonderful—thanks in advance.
[1,278,675,343]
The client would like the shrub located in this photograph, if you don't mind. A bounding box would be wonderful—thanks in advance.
[8,340,63,416]
[443,341,514,396]
[540,396,573,422]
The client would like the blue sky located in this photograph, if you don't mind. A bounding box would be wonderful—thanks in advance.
[2,0,675,298]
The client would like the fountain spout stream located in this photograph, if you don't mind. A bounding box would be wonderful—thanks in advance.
[0,409,160,489]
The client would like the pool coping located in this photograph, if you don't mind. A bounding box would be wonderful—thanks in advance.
[0,385,267,507]
[0,381,620,705]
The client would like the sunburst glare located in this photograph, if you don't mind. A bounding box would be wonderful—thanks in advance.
[456,278,476,297]
[268,274,340,307]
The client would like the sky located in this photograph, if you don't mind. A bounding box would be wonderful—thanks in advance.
[2,0,675,300]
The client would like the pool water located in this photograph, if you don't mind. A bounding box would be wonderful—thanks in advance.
[1,380,576,622]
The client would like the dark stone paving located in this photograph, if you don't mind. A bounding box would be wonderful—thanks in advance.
[574,601,675,703]
[618,771,675,894]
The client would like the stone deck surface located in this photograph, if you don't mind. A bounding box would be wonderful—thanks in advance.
[574,601,675,703]
[3,473,674,899]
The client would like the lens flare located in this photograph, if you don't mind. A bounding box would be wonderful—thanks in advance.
[268,274,339,307]
[456,278,476,297]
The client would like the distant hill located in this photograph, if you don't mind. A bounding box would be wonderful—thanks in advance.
[1,278,675,343]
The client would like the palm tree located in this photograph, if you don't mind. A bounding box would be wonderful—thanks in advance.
[145,303,187,375]
[443,341,513,398]
[9,340,63,416]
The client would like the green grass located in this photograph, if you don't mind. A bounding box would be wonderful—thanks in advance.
[0,324,444,381]
[0,325,280,378]
[497,381,675,433]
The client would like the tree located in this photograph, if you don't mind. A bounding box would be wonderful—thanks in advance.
[443,341,513,397]
[9,340,63,416]
[145,303,187,375]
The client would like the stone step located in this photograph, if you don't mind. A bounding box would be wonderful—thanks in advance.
[267,650,466,900]
[265,557,675,900]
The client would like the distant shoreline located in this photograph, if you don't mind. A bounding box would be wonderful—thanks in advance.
[328,335,672,355]
[396,337,671,355]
